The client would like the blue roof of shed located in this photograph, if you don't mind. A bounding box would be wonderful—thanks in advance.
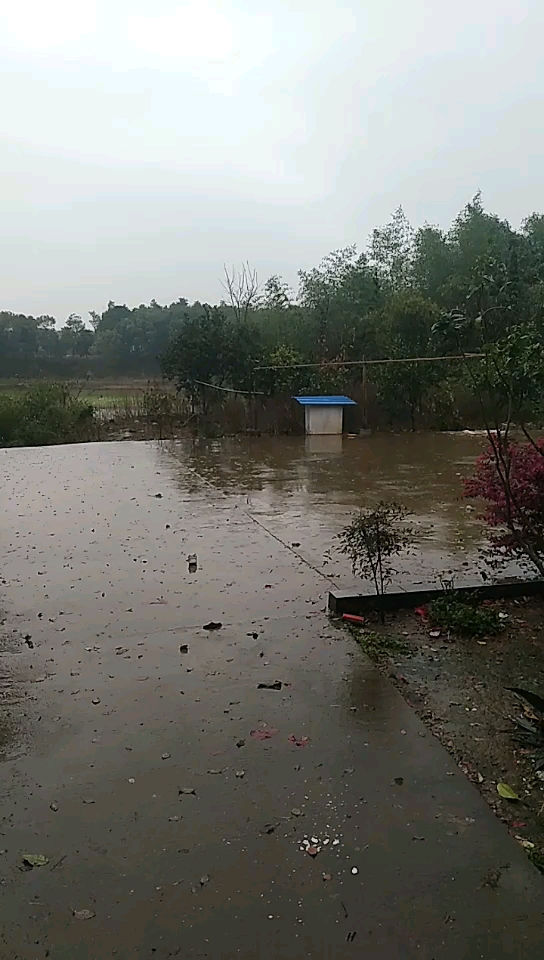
[293,395,356,406]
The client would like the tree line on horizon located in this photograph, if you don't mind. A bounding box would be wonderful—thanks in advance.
[3,193,544,426]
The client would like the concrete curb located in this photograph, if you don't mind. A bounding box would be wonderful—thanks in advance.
[328,576,544,615]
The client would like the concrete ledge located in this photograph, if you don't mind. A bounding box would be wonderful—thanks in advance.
[328,576,544,615]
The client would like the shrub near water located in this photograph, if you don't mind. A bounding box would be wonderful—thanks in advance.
[0,384,95,447]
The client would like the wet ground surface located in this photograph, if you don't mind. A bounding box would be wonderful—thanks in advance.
[0,438,543,959]
[353,600,544,871]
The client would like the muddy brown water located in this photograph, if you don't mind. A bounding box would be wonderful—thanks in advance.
[0,436,542,959]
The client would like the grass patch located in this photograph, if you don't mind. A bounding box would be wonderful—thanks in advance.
[353,629,412,658]
[0,384,95,447]
[429,596,500,637]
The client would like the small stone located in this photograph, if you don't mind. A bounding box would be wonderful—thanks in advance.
[49,801,59,812]
[73,909,95,921]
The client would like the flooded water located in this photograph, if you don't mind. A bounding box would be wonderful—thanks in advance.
[0,436,541,959]
[167,431,490,588]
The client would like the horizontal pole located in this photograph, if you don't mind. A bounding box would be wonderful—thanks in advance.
[193,379,264,396]
[254,353,484,372]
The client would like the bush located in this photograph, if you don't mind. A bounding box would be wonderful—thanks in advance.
[0,384,95,447]
[464,438,544,574]
[429,596,500,637]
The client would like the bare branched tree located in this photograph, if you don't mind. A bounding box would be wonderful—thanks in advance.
[221,263,261,324]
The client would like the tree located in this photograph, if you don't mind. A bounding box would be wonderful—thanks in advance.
[338,502,412,617]
[373,291,440,430]
[436,268,544,574]
[298,247,380,360]
[161,306,262,397]
[465,439,544,577]
[59,314,93,357]
[368,206,414,291]
[221,263,261,324]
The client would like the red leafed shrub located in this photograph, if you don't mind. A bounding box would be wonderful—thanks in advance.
[464,438,544,563]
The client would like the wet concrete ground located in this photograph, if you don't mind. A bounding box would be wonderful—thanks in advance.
[0,439,543,959]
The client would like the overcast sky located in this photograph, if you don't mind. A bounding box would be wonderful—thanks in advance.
[1,0,542,324]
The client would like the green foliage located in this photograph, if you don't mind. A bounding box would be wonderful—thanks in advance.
[4,195,544,434]
[161,306,261,395]
[0,384,95,447]
[338,501,412,599]
[428,597,500,637]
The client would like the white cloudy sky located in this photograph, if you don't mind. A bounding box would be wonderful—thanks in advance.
[0,0,542,322]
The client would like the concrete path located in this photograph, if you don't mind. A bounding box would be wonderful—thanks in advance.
[0,441,542,959]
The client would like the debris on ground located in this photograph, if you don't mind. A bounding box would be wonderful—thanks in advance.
[250,726,279,740]
[257,681,282,690]
[200,875,210,886]
[207,769,223,775]
[179,644,189,654]
[162,753,171,760]
[236,739,246,748]
[516,836,535,849]
[288,735,310,748]
[49,801,59,812]
[322,873,332,881]
[179,788,196,795]
[73,909,96,920]
[291,808,302,817]
[351,866,359,875]
[342,614,365,626]
[203,621,222,630]
[22,854,49,869]
[414,605,428,621]
[235,770,245,778]
[187,554,197,573]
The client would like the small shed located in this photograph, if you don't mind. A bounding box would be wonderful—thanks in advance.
[294,395,356,435]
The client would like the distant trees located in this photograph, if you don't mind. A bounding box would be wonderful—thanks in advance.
[3,194,544,430]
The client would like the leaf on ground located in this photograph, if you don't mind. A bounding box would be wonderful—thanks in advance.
[250,726,279,740]
[497,782,519,800]
[288,735,310,748]
[22,854,49,868]
[73,909,96,920]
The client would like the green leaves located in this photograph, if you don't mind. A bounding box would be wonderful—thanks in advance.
[338,502,413,599]
[497,783,519,800]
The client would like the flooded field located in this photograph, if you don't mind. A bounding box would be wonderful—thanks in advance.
[169,431,490,588]
[0,435,542,959]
